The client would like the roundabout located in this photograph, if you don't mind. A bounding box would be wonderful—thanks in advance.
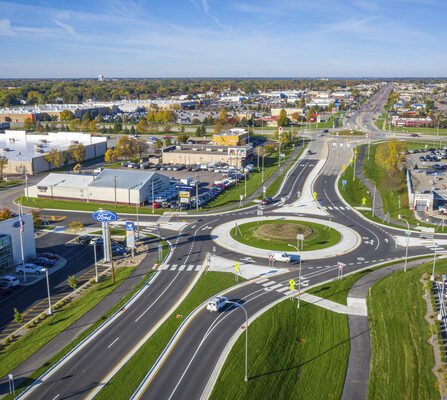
[230,219,341,251]
[212,216,361,260]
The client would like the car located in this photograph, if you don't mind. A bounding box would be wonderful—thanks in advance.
[207,296,229,312]
[38,252,60,260]
[91,237,104,247]
[0,275,20,287]
[273,253,300,263]
[93,167,103,174]
[261,196,273,206]
[307,150,312,155]
[77,235,92,245]
[0,281,14,296]
[410,133,419,137]
[15,263,46,275]
[34,257,56,267]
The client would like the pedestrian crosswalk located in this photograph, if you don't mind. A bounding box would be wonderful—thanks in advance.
[254,278,310,297]
[324,205,349,211]
[157,263,202,271]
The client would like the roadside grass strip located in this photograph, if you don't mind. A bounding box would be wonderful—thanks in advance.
[210,299,349,400]
[95,272,241,400]
[0,267,135,380]
[367,261,447,399]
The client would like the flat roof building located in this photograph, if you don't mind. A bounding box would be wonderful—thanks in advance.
[0,131,107,175]
[28,169,170,205]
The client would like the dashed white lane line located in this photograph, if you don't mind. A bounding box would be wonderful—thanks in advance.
[108,337,120,349]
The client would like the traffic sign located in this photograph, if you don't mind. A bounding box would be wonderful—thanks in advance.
[313,191,318,200]
[289,279,296,286]
[234,262,240,273]
[361,197,367,206]
[406,230,411,236]
[337,262,346,270]
[342,164,346,171]
[297,234,304,241]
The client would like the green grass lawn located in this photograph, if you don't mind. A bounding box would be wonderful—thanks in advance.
[368,261,447,399]
[0,267,135,379]
[96,271,241,400]
[230,220,341,251]
[17,196,165,215]
[0,180,22,189]
[393,126,447,135]
[338,164,371,208]
[210,300,349,400]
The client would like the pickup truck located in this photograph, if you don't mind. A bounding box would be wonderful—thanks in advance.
[273,253,300,263]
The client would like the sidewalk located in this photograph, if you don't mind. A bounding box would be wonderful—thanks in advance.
[0,245,159,397]
[211,216,361,261]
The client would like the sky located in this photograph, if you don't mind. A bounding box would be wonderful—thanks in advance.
[0,0,446,78]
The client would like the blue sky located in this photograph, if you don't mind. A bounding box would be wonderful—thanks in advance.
[0,0,446,78]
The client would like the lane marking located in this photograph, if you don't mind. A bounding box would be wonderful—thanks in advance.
[108,337,120,349]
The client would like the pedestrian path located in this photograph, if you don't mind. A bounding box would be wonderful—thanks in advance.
[299,293,367,316]
[156,263,202,272]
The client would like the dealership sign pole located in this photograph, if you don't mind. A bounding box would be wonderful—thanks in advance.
[92,209,119,263]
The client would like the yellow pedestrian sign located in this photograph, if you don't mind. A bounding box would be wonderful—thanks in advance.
[342,164,346,171]
[313,191,317,200]
[234,262,240,273]
[361,197,367,206]
[289,279,296,291]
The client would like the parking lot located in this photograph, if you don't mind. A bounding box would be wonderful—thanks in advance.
[406,146,447,170]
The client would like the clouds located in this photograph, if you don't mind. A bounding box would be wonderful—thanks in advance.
[0,0,446,77]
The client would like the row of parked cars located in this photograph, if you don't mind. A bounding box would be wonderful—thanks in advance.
[191,179,236,208]
[0,253,61,295]
[77,235,129,256]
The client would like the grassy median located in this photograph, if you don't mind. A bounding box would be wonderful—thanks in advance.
[210,300,349,400]
[96,271,241,400]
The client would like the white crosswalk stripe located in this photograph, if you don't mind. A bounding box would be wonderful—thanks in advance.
[277,287,289,293]
[269,283,283,290]
[256,278,269,284]
[171,264,178,270]
[187,264,195,271]
[262,281,276,287]
[178,264,186,271]
[195,265,201,271]
[327,206,333,210]
[284,290,295,296]
[160,264,169,270]
[333,206,339,210]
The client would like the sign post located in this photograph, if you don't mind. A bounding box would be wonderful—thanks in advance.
[337,262,346,280]
[126,221,136,257]
[8,374,14,398]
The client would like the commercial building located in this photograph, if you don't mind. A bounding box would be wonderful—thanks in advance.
[0,131,107,175]
[161,143,253,168]
[212,129,248,147]
[0,214,36,274]
[28,169,170,205]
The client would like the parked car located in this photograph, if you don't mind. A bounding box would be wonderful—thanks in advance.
[273,253,300,263]
[34,257,56,267]
[15,263,46,275]
[38,252,60,260]
[0,275,20,287]
[307,150,313,155]
[410,133,419,137]
[0,281,13,296]
[91,237,104,247]
[207,296,229,312]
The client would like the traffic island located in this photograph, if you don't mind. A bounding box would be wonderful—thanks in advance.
[212,216,361,260]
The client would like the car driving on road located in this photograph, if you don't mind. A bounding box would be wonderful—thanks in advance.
[207,296,229,312]
[0,275,20,287]
[273,253,300,263]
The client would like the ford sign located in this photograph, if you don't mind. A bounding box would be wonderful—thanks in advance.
[92,210,118,223]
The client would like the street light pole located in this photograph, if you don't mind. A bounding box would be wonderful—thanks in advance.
[432,243,438,279]
[261,154,266,183]
[400,216,410,272]
[225,300,249,382]
[45,268,52,315]
[93,241,98,283]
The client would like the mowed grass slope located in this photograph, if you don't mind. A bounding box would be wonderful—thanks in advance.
[211,300,349,400]
[368,262,445,399]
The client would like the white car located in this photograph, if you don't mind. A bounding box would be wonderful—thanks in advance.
[15,264,46,275]
[0,275,20,287]
[273,253,300,263]
[207,296,229,312]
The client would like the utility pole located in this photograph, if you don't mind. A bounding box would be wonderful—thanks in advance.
[108,224,115,284]
[114,175,117,208]
[196,174,199,211]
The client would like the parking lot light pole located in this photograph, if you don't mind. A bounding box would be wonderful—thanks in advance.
[224,300,249,382]
[399,216,410,272]
[432,243,439,280]
[45,268,52,315]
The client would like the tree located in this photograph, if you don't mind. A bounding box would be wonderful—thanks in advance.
[31,209,41,226]
[264,143,276,154]
[277,109,289,127]
[104,149,117,163]
[114,135,135,159]
[155,139,163,149]
[89,120,97,132]
[178,134,190,143]
[67,275,79,290]
[44,149,65,168]
[136,119,148,133]
[0,157,8,180]
[24,117,36,130]
[69,118,81,131]
[0,208,13,221]
[218,108,228,124]
[60,110,74,122]
[132,138,149,159]
[195,126,202,136]
[375,140,406,173]
[146,110,156,123]
[180,125,185,134]
[164,138,172,146]
[14,308,24,325]
[67,220,84,233]
[67,143,86,163]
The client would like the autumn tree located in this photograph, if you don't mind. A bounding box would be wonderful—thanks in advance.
[0,207,13,221]
[132,138,149,159]
[218,108,228,124]
[67,143,86,163]
[67,275,79,290]
[0,157,8,180]
[104,148,117,163]
[60,110,74,122]
[44,148,65,168]
[178,134,190,143]
[24,117,36,130]
[69,118,81,131]
[375,140,406,174]
[136,119,148,133]
[114,135,135,159]
[277,109,289,127]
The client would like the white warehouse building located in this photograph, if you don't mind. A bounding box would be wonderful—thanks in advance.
[28,169,170,205]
